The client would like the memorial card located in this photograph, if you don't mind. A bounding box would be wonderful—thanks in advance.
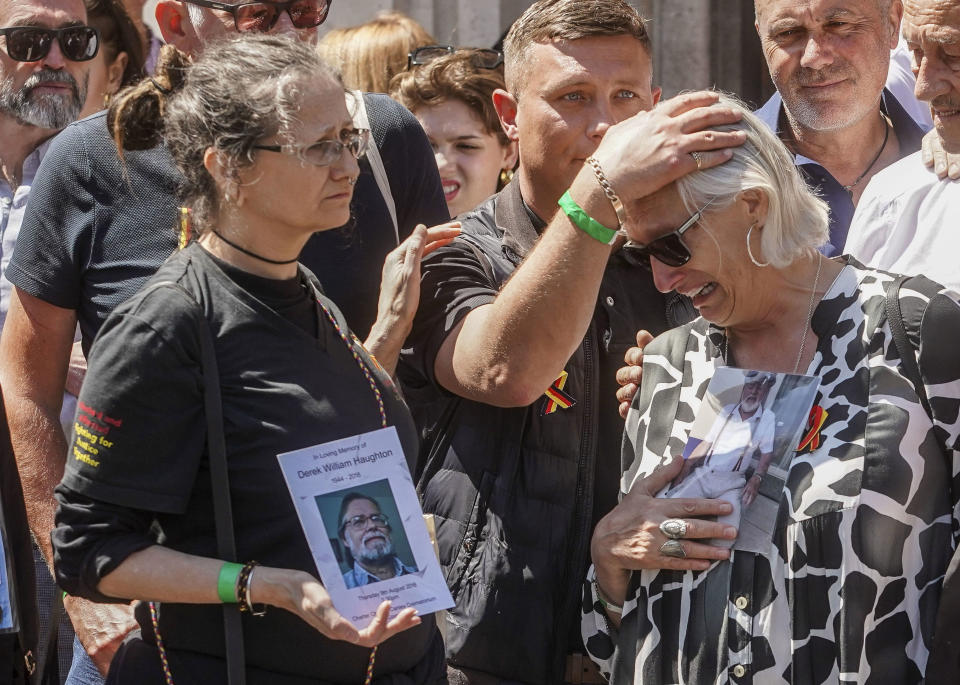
[665,367,820,553]
[278,427,454,624]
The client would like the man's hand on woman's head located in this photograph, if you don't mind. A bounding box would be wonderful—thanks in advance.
[588,91,747,210]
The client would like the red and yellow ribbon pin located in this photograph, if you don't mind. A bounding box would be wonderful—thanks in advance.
[796,405,828,453]
[542,370,577,416]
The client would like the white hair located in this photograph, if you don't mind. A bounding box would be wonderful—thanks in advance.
[674,92,829,269]
[184,3,207,29]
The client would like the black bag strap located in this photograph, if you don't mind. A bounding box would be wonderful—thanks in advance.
[884,277,960,680]
[884,276,931,417]
[145,282,246,685]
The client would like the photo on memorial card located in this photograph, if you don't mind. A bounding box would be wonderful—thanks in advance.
[316,479,419,589]
[278,426,454,620]
[665,367,820,553]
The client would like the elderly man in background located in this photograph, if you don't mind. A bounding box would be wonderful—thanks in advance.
[754,0,928,254]
[0,0,93,328]
[0,0,99,681]
[844,0,960,291]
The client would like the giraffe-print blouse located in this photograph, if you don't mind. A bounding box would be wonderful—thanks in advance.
[583,261,960,684]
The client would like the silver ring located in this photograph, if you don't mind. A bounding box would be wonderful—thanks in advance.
[659,539,687,559]
[659,519,687,539]
[690,151,703,170]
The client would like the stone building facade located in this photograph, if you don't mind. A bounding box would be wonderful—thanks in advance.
[324,0,777,108]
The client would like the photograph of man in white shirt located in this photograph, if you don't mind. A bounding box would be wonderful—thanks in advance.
[666,371,778,547]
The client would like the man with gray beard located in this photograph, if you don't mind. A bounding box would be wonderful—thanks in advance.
[338,494,417,588]
[0,0,94,331]
[0,1,97,682]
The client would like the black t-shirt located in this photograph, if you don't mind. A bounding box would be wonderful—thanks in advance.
[53,244,434,681]
[8,95,447,351]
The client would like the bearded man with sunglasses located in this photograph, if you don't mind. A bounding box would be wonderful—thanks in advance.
[398,1,744,683]
[0,0,96,329]
[0,1,99,682]
[0,0,448,681]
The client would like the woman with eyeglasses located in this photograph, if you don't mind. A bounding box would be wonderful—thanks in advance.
[579,93,960,683]
[50,35,451,684]
[390,47,518,219]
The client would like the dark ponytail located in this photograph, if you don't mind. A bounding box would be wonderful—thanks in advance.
[106,44,190,153]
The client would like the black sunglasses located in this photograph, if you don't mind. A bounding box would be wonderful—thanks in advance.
[624,197,717,268]
[0,25,99,62]
[182,0,331,32]
[408,44,503,70]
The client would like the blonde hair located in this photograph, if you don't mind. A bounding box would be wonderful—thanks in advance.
[674,92,829,269]
[319,10,434,93]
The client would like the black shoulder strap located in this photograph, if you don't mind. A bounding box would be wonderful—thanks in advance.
[884,276,932,417]
[144,282,246,685]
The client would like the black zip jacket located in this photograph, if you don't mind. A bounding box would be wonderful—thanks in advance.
[399,180,694,684]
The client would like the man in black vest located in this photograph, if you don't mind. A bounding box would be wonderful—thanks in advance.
[400,1,744,683]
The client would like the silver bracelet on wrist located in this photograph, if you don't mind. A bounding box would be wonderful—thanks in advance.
[593,579,624,615]
[586,156,627,229]
[245,566,267,617]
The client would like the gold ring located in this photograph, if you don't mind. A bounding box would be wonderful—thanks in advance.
[691,151,703,170]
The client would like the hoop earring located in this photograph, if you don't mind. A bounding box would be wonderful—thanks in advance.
[746,223,769,268]
[223,180,239,205]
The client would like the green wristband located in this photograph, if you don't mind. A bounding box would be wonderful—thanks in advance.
[558,190,621,246]
[217,562,243,604]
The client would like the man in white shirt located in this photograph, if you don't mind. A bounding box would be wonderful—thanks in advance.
[844,0,960,291]
[666,372,777,546]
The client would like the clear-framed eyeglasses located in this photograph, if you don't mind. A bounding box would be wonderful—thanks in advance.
[253,128,370,167]
[340,513,389,533]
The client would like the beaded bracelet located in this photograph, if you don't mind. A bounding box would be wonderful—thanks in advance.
[236,561,267,615]
[243,563,268,616]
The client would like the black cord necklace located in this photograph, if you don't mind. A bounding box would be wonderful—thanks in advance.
[842,112,890,196]
[211,229,299,265]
